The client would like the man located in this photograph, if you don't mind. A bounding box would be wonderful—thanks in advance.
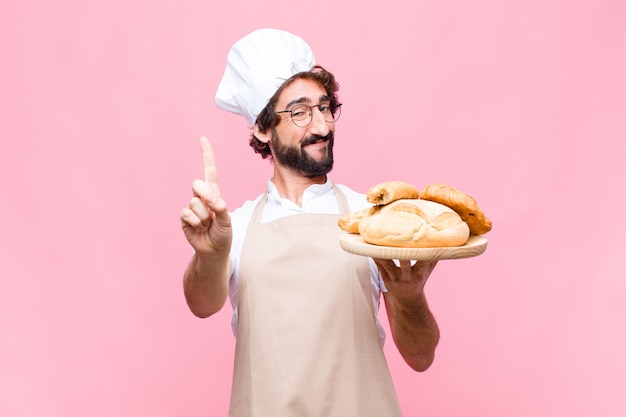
[180,28,440,416]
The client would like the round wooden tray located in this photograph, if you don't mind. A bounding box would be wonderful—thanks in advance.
[339,234,488,261]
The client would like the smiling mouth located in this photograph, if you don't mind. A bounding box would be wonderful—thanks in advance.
[303,137,328,146]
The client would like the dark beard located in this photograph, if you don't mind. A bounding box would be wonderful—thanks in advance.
[270,130,334,178]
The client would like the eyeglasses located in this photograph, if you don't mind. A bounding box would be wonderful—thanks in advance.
[275,102,342,128]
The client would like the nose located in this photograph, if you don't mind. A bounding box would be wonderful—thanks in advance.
[307,106,331,136]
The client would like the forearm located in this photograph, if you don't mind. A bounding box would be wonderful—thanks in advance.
[183,252,231,318]
[384,291,440,372]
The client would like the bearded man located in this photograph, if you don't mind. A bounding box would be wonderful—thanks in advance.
[180,28,440,417]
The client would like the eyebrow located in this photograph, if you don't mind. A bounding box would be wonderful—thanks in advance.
[284,94,331,109]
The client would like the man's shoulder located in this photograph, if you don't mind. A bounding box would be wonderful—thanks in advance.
[230,193,264,221]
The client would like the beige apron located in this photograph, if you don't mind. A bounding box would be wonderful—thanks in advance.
[228,185,402,417]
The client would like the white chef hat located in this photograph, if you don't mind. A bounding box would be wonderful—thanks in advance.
[215,28,316,128]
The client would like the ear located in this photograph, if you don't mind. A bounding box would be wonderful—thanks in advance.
[253,123,271,144]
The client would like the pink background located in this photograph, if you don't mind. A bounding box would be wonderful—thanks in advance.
[2,1,625,416]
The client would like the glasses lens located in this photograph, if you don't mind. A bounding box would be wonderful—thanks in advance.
[291,104,311,127]
[330,104,341,122]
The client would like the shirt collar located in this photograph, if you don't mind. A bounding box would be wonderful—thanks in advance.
[266,177,333,206]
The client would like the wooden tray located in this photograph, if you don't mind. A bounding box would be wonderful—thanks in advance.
[339,234,488,261]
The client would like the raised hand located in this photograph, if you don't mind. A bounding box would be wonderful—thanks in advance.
[180,137,232,256]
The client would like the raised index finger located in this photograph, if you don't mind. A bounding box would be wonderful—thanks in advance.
[199,136,219,185]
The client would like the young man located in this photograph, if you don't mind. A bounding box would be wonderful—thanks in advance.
[180,28,440,416]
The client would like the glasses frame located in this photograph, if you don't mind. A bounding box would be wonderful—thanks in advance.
[275,103,342,128]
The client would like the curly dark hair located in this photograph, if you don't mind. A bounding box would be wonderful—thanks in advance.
[249,65,340,159]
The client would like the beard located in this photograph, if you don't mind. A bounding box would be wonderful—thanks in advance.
[270,130,334,178]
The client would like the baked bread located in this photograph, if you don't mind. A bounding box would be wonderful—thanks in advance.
[338,181,491,248]
[366,181,420,205]
[420,183,492,235]
[337,207,372,234]
[356,199,470,248]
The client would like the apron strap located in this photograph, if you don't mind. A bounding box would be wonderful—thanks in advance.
[332,184,351,215]
[250,192,268,224]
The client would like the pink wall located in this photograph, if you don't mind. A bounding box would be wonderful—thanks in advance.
[2,1,625,416]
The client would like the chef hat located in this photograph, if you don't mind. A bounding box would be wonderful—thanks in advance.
[215,28,316,128]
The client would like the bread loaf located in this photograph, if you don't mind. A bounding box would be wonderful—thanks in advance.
[366,181,420,205]
[357,199,470,248]
[337,207,372,234]
[420,183,492,235]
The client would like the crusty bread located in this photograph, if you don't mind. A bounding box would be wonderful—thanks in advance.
[420,183,492,235]
[338,181,491,248]
[337,207,373,234]
[366,181,420,205]
[357,199,470,248]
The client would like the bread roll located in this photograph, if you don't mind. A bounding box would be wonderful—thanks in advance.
[337,207,372,234]
[420,183,492,235]
[366,181,420,205]
[357,199,470,248]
